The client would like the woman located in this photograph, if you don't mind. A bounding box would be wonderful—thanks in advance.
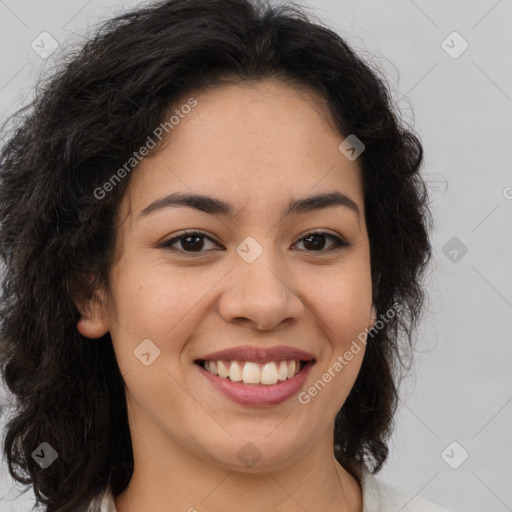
[0,0,453,511]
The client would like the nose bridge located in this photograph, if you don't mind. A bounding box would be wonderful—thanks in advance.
[218,235,303,329]
[236,234,289,300]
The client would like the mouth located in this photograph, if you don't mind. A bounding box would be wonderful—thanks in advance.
[194,345,316,406]
[194,358,313,386]
[194,346,316,406]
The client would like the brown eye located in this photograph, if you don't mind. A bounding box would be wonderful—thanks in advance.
[293,232,349,252]
[160,230,349,257]
[161,231,220,255]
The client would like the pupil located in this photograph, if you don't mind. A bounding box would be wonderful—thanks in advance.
[183,235,203,251]
[304,234,325,251]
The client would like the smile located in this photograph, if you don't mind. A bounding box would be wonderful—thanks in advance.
[198,358,307,385]
[195,359,315,407]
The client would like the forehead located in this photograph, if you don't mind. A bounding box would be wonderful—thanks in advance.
[120,79,364,220]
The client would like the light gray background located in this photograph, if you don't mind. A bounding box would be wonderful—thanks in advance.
[0,1,511,511]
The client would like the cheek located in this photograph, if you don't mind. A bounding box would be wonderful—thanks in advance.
[301,273,371,413]
[304,265,373,340]
[107,261,217,365]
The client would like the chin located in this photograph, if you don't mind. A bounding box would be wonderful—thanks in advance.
[198,432,310,472]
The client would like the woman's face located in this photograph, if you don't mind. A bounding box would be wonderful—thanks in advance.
[79,78,375,472]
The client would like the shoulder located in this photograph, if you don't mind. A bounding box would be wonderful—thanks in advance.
[360,468,455,512]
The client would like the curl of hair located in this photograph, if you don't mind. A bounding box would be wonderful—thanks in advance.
[0,0,432,510]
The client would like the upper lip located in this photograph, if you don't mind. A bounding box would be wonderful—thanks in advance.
[196,345,316,363]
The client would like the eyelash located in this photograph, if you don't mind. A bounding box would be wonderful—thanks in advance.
[159,229,350,256]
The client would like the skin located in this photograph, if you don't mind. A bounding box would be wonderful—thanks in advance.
[77,78,376,512]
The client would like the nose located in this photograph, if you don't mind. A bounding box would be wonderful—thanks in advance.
[217,246,305,331]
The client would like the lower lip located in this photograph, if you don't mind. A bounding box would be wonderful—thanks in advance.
[197,362,315,407]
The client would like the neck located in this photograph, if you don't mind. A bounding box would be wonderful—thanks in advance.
[114,419,363,512]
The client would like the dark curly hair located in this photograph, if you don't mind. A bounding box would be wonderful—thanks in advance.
[0,0,433,510]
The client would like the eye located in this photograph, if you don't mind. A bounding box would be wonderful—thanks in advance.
[160,230,220,255]
[292,231,350,252]
[159,230,350,256]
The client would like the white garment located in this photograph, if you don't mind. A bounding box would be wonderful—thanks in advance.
[358,468,453,512]
[90,468,454,511]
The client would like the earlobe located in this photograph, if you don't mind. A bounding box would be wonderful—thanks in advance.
[75,295,110,339]
[76,314,109,339]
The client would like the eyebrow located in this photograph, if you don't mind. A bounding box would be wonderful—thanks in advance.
[138,190,361,221]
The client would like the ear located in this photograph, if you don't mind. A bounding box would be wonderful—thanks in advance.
[75,286,110,339]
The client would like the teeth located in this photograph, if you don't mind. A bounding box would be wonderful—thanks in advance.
[229,361,243,382]
[277,361,288,381]
[209,360,218,376]
[242,362,260,384]
[260,362,278,385]
[202,358,304,385]
[287,360,296,379]
[218,360,229,379]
